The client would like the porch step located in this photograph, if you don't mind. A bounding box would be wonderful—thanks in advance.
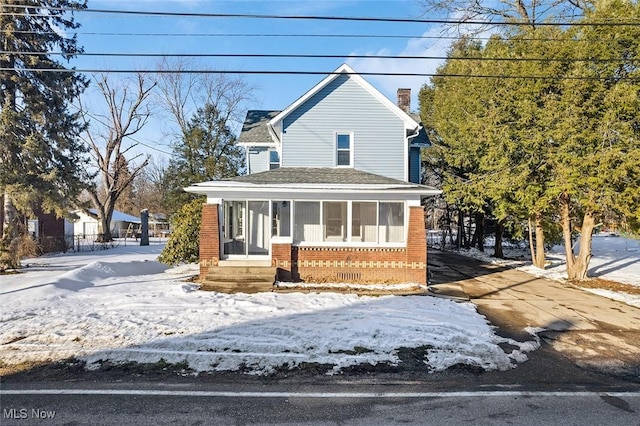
[201,266,277,294]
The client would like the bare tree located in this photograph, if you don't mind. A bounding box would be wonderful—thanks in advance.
[155,58,255,144]
[421,0,594,33]
[124,157,169,216]
[80,73,156,241]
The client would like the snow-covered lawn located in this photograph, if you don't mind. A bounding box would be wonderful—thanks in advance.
[457,233,640,307]
[0,244,538,375]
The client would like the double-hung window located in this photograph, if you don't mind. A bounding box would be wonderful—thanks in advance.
[269,149,280,170]
[336,133,352,166]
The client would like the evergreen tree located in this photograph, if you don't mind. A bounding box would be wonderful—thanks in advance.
[423,38,496,251]
[422,0,640,280]
[163,103,244,214]
[0,0,88,270]
[549,0,640,280]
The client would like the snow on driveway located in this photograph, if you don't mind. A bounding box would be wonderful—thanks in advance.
[0,244,537,375]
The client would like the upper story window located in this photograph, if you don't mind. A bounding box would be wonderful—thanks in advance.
[336,133,352,167]
[269,149,280,170]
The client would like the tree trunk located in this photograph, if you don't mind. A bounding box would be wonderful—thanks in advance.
[472,212,484,251]
[465,212,472,249]
[528,214,546,268]
[97,205,115,242]
[0,192,21,271]
[457,210,464,249]
[494,220,504,258]
[562,199,595,281]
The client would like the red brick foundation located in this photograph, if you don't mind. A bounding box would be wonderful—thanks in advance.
[199,203,220,278]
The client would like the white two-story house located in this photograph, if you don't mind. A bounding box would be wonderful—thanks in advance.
[186,64,439,292]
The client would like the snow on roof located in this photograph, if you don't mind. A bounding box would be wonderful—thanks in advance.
[87,208,141,223]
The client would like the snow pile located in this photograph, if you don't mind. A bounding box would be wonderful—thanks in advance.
[0,245,537,375]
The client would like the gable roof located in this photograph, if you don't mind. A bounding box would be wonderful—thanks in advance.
[269,64,419,131]
[237,110,280,145]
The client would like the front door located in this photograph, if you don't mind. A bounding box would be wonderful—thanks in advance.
[223,200,270,258]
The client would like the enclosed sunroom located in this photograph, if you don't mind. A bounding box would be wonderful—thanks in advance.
[185,167,440,291]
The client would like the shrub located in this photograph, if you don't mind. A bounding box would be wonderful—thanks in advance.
[158,198,204,266]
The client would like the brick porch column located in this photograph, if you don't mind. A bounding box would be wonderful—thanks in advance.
[199,203,220,278]
[406,205,427,284]
[271,237,293,282]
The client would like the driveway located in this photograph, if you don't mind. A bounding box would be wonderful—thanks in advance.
[428,249,640,380]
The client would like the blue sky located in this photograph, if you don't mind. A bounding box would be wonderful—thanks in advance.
[72,0,452,160]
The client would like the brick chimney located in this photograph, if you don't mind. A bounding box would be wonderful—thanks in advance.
[397,88,411,113]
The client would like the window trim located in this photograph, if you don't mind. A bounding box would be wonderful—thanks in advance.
[334,132,354,168]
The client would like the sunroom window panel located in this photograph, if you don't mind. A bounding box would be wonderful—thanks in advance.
[352,202,377,243]
[379,202,405,243]
[293,201,322,243]
[272,201,291,237]
[323,202,347,242]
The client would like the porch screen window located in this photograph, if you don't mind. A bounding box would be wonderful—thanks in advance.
[379,202,404,243]
[293,201,321,242]
[351,202,377,242]
[272,201,291,237]
[336,133,351,166]
[323,202,347,242]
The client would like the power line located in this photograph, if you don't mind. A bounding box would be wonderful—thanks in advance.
[3,68,637,81]
[3,5,640,27]
[8,30,586,43]
[5,51,636,64]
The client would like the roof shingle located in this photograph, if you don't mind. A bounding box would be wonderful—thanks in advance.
[237,110,280,144]
[224,167,422,186]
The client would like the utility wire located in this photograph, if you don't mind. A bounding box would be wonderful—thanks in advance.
[3,68,638,81]
[7,30,587,42]
[2,5,640,26]
[5,51,636,63]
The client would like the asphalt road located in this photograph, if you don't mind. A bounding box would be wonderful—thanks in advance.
[3,384,640,425]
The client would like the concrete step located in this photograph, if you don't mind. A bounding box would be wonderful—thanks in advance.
[201,266,277,293]
[207,266,277,278]
[200,281,274,294]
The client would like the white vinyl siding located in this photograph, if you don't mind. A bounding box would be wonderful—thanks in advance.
[281,75,406,180]
[247,147,270,174]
